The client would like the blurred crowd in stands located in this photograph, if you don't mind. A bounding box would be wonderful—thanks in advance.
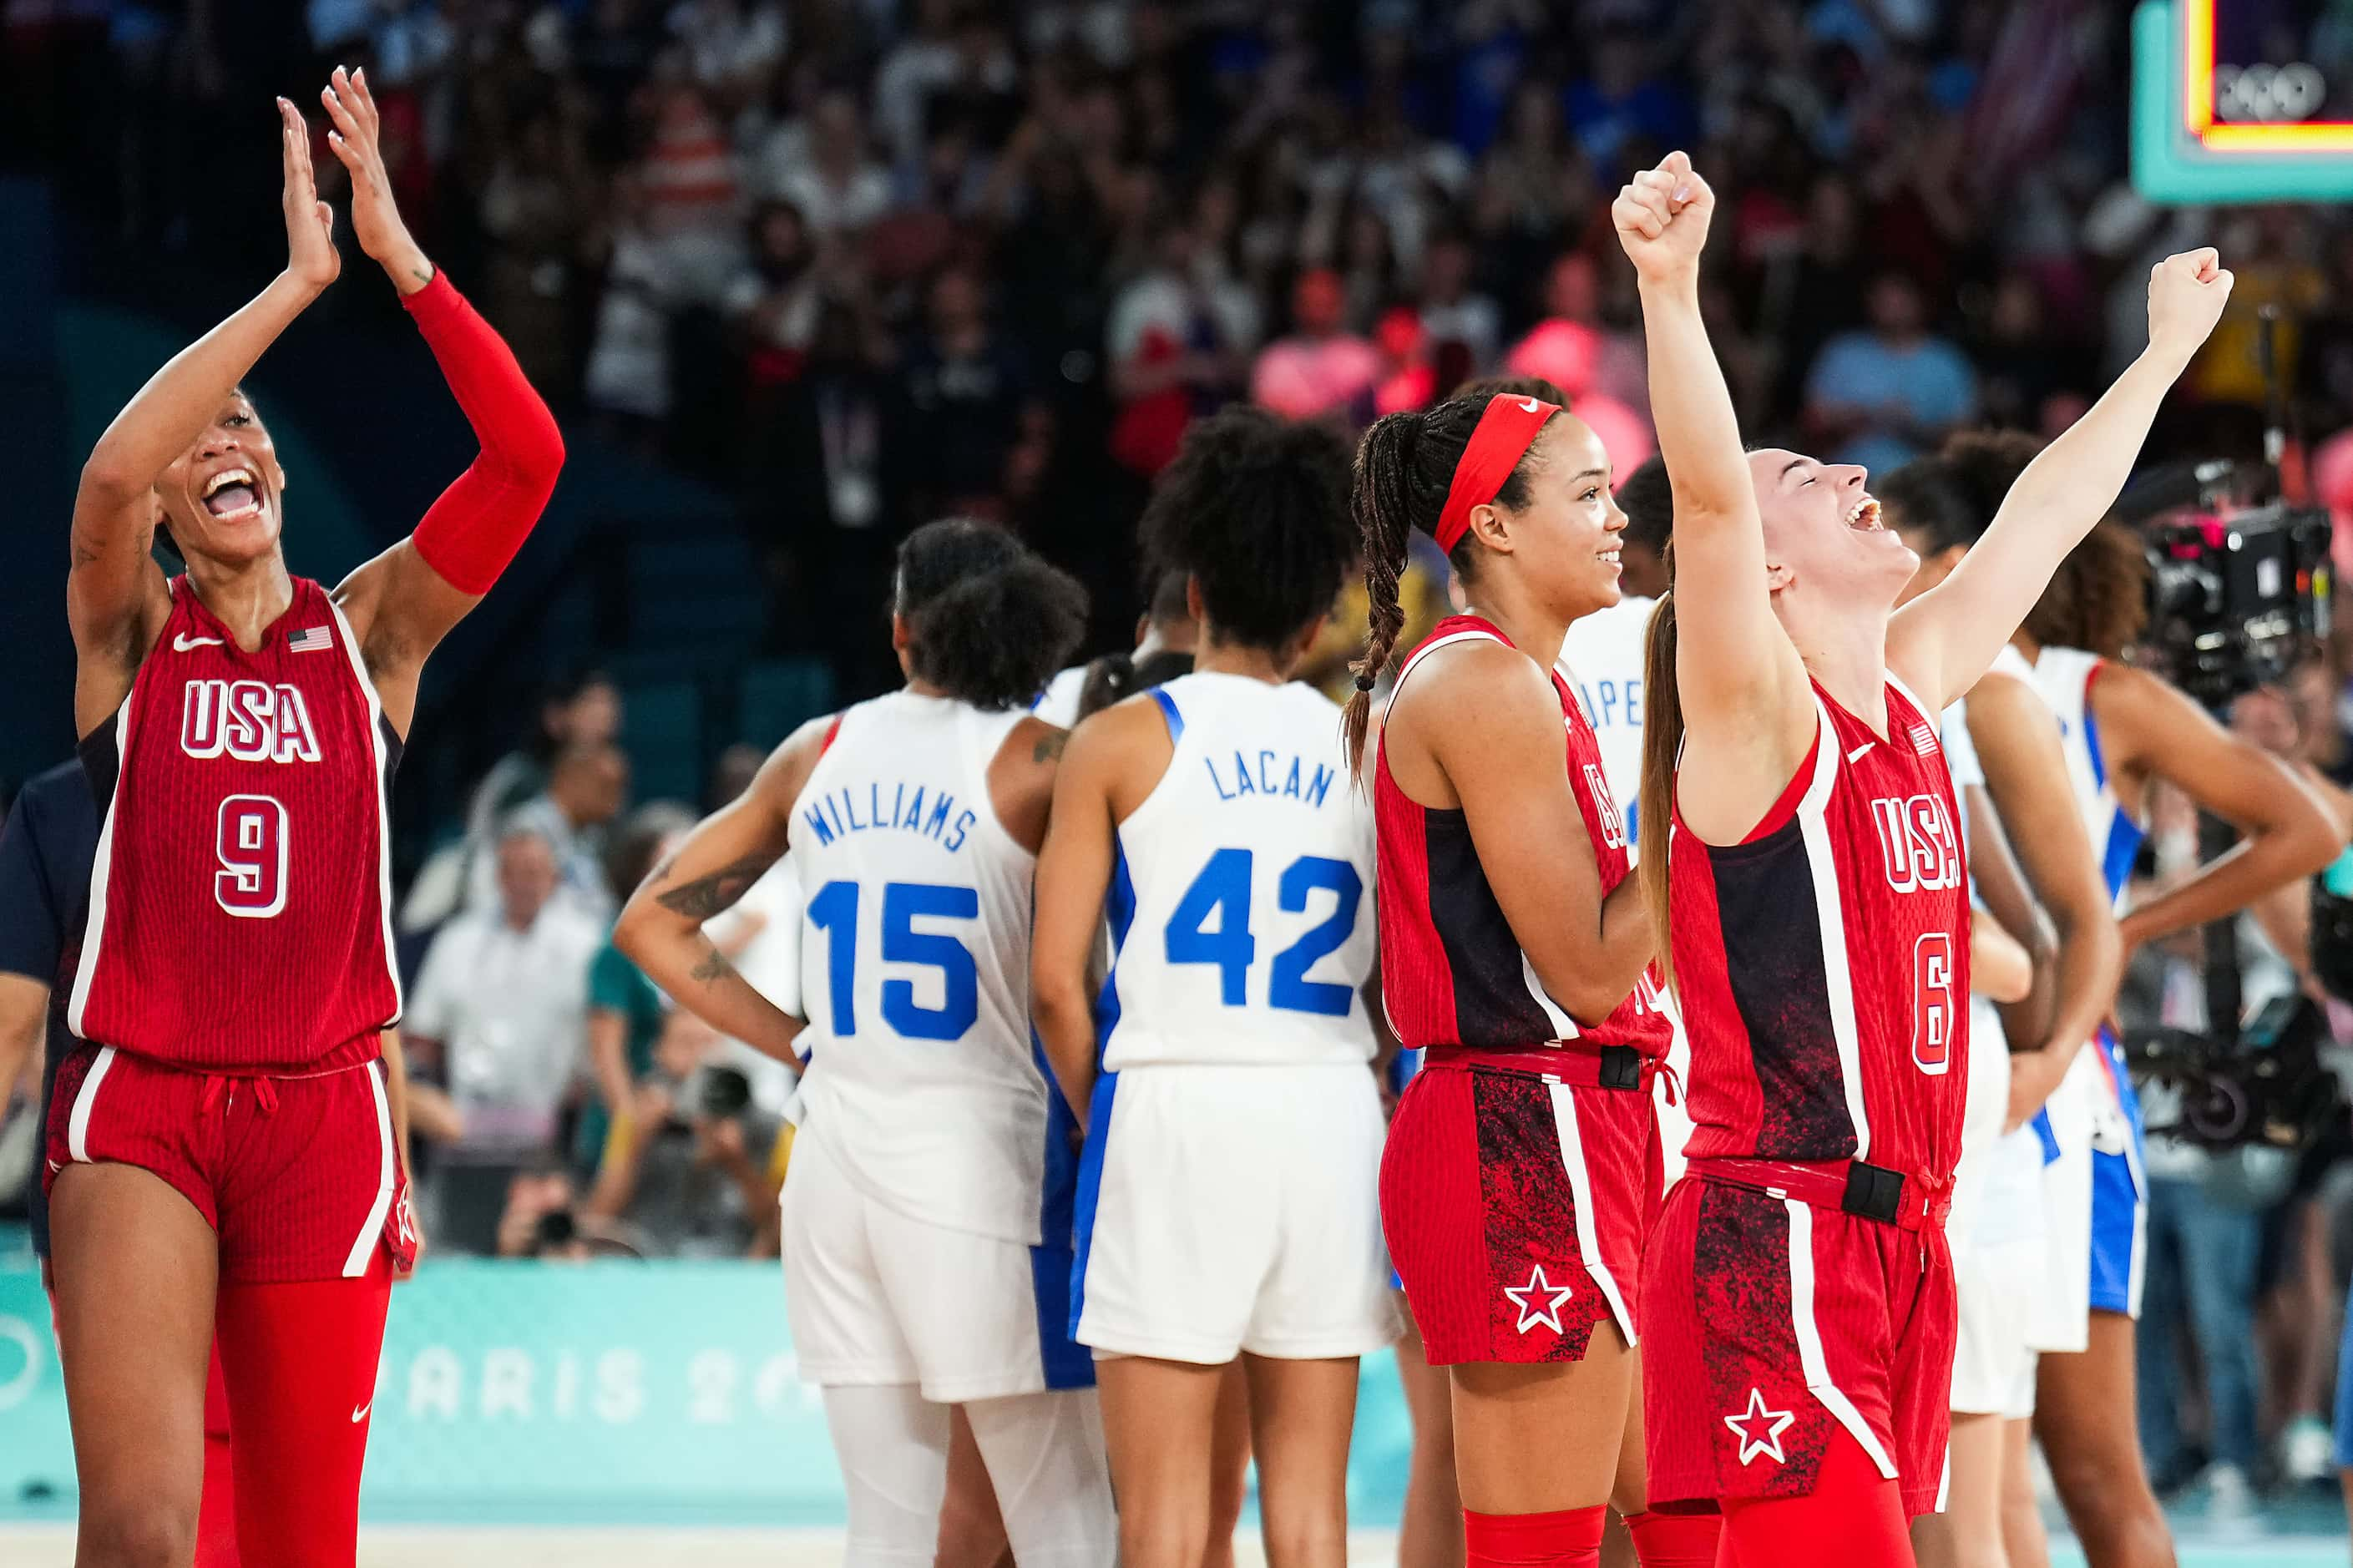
[23,0,2353,1508]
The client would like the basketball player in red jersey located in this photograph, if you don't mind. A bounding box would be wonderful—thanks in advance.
[1616,149,2229,1565]
[1345,392,1717,1568]
[48,75,559,1568]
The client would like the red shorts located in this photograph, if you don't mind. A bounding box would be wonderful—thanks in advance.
[1639,1176,1956,1516]
[1379,1060,1660,1365]
[46,1043,413,1284]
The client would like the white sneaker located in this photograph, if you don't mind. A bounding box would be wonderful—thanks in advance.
[2202,1461,2255,1527]
[2282,1415,2335,1484]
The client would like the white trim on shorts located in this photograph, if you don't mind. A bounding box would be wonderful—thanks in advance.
[66,1046,119,1164]
[343,1060,396,1277]
[1546,1080,1634,1344]
[1784,1199,1900,1479]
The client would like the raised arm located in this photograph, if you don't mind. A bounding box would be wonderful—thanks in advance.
[615,721,828,1065]
[70,98,338,733]
[1890,251,2232,710]
[322,68,563,734]
[1613,152,1813,825]
[1418,644,1652,1022]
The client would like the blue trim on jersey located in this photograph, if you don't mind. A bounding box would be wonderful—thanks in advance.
[1149,687,1184,745]
[2100,814,2144,905]
[1067,1070,1118,1337]
[1096,841,1137,1064]
[2082,696,2108,792]
[1028,1031,1095,1388]
[2032,1106,2062,1165]
[1385,1046,1422,1097]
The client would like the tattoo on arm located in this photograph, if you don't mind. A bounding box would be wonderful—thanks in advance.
[689,944,732,985]
[1032,731,1069,764]
[655,852,774,919]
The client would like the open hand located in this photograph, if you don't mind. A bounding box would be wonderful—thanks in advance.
[278,97,339,291]
[1612,149,1714,286]
[320,66,433,292]
[2146,247,2234,367]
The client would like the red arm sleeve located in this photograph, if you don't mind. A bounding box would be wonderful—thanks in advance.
[402,270,565,594]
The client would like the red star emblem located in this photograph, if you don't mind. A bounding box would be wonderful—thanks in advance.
[1502,1263,1574,1334]
[1723,1387,1796,1466]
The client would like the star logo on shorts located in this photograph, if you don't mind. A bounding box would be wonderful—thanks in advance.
[1502,1263,1573,1334]
[1723,1388,1796,1466]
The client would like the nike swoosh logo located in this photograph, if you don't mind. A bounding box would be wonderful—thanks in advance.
[173,634,225,651]
[1845,743,1873,763]
[1518,397,1541,412]
[352,1401,372,1423]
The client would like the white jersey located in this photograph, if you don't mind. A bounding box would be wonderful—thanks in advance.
[2026,644,2144,908]
[1100,672,1377,1070]
[1033,664,1087,729]
[787,691,1055,1244]
[1555,594,1692,1175]
[1555,594,1654,860]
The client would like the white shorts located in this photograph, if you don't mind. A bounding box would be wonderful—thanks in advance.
[1073,1062,1399,1363]
[1951,1232,2042,1419]
[781,1123,1079,1401]
[2027,1051,2096,1354]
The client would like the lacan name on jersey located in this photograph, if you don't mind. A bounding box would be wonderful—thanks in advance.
[802,778,979,852]
[180,679,322,765]
[1202,748,1338,807]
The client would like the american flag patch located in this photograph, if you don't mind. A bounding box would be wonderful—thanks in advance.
[287,625,333,653]
[1910,721,1940,756]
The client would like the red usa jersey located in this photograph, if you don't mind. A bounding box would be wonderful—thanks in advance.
[1376,616,1670,1059]
[69,577,402,1070]
[1668,676,1968,1181]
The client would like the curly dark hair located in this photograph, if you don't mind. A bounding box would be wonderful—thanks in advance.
[1136,406,1354,651]
[1612,453,1672,560]
[1343,392,1558,767]
[1875,453,1974,556]
[1930,430,2150,656]
[894,518,1089,710]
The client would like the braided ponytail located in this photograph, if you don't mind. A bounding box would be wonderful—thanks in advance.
[1637,544,1683,992]
[1344,410,1425,772]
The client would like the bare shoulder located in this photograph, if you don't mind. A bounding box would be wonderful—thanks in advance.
[757,712,839,810]
[1399,636,1557,736]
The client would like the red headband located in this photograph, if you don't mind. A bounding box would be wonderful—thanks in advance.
[1433,396,1560,554]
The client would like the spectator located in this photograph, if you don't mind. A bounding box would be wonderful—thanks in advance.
[584,171,681,438]
[897,264,1041,519]
[1249,266,1380,423]
[586,1007,787,1257]
[469,741,632,920]
[1416,232,1502,390]
[477,107,592,392]
[575,806,694,1185]
[724,199,822,381]
[407,827,604,1252]
[1563,28,1696,174]
[666,0,786,109]
[1505,250,1647,413]
[1106,212,1255,477]
[755,86,891,239]
[1803,269,1977,474]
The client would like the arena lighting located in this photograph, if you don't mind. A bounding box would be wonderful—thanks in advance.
[2132,0,2353,200]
